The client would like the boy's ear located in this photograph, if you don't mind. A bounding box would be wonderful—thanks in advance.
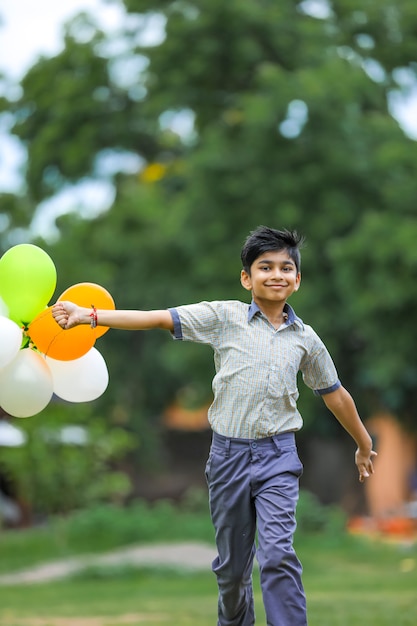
[240,269,252,291]
[294,272,301,291]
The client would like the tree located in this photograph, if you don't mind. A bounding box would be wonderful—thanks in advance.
[8,13,162,203]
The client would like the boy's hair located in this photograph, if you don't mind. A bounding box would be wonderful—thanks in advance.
[241,226,304,274]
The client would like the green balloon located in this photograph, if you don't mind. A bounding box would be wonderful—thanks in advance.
[0,244,57,326]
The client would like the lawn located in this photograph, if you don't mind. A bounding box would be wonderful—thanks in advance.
[0,533,416,626]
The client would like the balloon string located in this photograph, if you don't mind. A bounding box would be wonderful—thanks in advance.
[40,329,65,358]
[27,307,65,357]
[33,307,54,322]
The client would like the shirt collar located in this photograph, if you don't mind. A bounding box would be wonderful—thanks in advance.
[248,300,304,328]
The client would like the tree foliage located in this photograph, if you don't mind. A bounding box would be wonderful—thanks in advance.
[2,0,417,464]
[0,402,135,516]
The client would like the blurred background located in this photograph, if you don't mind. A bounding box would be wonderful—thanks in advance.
[0,0,417,542]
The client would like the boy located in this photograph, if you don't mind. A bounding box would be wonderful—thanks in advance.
[52,226,376,626]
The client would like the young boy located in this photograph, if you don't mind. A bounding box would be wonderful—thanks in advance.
[52,226,376,626]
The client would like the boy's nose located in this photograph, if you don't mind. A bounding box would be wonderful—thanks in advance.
[271,268,284,280]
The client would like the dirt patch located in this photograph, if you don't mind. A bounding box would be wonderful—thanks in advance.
[0,542,216,586]
[0,614,169,626]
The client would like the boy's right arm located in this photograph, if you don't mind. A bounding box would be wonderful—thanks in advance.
[52,301,174,332]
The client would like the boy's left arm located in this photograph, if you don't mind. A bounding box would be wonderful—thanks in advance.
[322,386,377,482]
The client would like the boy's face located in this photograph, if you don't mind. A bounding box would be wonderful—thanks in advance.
[240,249,301,306]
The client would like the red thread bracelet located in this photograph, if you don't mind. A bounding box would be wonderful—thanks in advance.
[90,305,98,329]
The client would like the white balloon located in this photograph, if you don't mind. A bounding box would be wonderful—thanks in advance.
[46,347,109,402]
[0,316,23,368]
[0,348,53,418]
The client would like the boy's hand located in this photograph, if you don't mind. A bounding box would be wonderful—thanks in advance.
[355,448,377,482]
[52,301,86,330]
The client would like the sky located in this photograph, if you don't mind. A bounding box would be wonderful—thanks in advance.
[0,1,416,237]
[0,0,125,81]
[0,0,129,239]
[0,0,126,191]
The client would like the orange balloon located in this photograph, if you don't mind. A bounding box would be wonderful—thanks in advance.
[58,282,115,338]
[28,307,96,361]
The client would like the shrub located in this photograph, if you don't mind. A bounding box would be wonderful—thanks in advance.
[296,490,346,535]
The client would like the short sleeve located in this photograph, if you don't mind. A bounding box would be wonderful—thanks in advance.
[168,301,223,346]
[300,329,341,394]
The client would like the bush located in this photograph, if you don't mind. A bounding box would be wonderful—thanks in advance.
[57,496,214,553]
[296,490,346,535]
[1,403,136,519]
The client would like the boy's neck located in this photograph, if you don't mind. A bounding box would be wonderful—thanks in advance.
[255,299,288,328]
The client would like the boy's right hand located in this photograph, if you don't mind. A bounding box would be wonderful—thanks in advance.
[52,301,86,330]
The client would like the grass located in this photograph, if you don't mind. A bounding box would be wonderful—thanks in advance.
[0,534,416,625]
[0,499,416,625]
[0,568,218,625]
[0,499,215,575]
[299,534,417,625]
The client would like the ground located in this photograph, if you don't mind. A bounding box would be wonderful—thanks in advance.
[0,542,216,586]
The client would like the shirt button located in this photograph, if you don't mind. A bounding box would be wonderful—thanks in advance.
[251,442,257,449]
[271,365,276,371]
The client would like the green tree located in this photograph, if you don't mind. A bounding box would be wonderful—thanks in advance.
[1,403,135,517]
[9,12,161,203]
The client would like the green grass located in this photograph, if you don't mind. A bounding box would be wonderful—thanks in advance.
[299,534,417,625]
[0,498,416,625]
[0,499,215,575]
[0,568,218,625]
[0,531,416,625]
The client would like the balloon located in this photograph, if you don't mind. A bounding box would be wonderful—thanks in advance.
[58,282,115,338]
[46,347,109,402]
[0,296,9,317]
[27,307,95,361]
[0,244,57,325]
[0,316,23,368]
[0,348,53,418]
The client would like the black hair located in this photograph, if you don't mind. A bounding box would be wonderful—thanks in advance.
[241,226,304,274]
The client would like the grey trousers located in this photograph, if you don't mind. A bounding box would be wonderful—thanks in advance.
[206,431,307,626]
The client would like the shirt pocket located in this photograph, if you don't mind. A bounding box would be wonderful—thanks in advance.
[265,363,299,402]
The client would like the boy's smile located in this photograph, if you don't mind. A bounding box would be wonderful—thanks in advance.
[240,250,301,311]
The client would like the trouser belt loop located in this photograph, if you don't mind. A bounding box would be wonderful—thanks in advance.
[225,438,231,459]
[271,435,281,456]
